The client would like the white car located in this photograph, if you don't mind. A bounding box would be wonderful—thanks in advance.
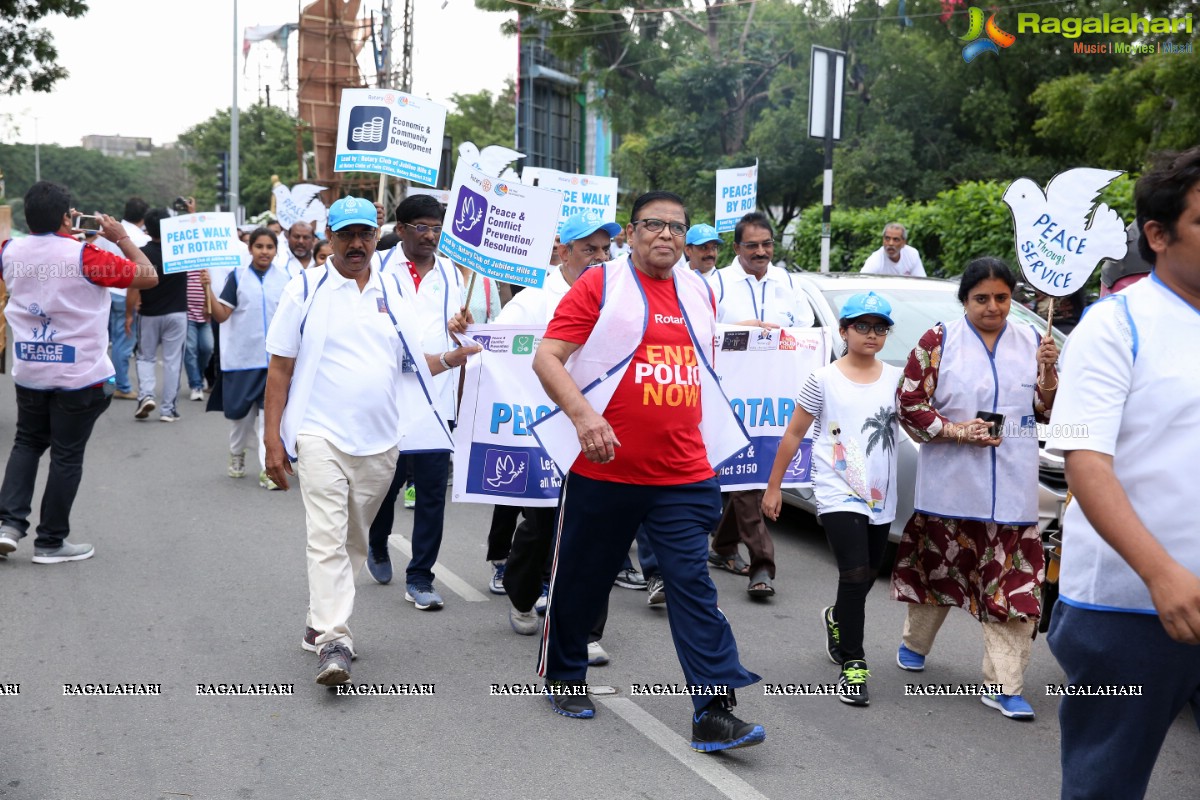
[782,273,1068,546]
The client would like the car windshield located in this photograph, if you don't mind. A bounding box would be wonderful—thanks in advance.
[822,286,1063,367]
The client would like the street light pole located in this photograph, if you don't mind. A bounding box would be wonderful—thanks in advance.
[230,0,240,218]
[34,117,40,183]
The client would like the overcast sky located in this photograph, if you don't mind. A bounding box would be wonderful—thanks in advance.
[2,0,518,147]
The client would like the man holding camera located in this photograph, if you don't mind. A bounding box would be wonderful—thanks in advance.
[0,181,158,563]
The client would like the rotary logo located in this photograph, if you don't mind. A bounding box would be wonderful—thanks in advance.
[481,179,493,192]
[384,94,395,104]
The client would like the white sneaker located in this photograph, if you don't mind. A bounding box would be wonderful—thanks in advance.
[190,388,204,401]
[587,641,610,666]
[229,451,246,479]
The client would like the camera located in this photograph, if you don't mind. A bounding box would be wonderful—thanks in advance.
[172,196,190,214]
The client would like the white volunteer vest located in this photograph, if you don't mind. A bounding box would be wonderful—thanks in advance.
[913,316,1041,525]
[531,258,749,473]
[219,263,291,371]
[2,234,114,390]
[278,265,451,460]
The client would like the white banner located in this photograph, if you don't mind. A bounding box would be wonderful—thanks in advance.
[161,212,243,274]
[715,162,758,234]
[438,160,563,289]
[713,325,827,490]
[453,325,562,507]
[451,323,828,505]
[334,88,447,186]
[523,168,619,233]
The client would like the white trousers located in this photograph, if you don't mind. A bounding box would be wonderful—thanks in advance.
[229,409,266,473]
[295,434,398,654]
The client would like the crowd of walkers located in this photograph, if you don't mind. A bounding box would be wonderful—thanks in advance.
[0,146,1196,788]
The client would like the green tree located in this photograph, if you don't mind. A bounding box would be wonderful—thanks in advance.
[445,79,516,151]
[0,0,88,94]
[0,142,146,230]
[176,102,311,215]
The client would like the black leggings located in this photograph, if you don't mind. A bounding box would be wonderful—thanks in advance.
[819,511,890,662]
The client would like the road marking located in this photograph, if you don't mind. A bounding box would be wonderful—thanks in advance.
[598,697,771,800]
[387,535,489,602]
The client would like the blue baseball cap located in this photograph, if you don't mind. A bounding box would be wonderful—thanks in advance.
[559,211,621,245]
[840,291,895,326]
[328,197,377,231]
[685,224,721,246]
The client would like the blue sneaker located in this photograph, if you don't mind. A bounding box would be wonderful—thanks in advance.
[535,582,549,616]
[545,680,594,718]
[489,561,506,595]
[896,643,926,672]
[405,583,444,611]
[366,549,392,585]
[981,693,1035,719]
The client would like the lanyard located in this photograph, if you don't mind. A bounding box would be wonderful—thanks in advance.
[747,277,768,322]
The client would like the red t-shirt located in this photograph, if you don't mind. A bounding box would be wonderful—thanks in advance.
[545,267,715,485]
[78,236,138,288]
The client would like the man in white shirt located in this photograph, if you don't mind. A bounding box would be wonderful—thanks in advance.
[273,221,316,274]
[366,194,466,610]
[1045,147,1200,800]
[609,230,631,259]
[860,223,925,277]
[711,213,813,598]
[715,213,814,328]
[685,223,723,296]
[262,196,475,686]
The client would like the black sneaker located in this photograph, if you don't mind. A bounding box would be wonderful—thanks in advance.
[545,680,594,719]
[316,642,352,686]
[822,605,844,665]
[838,659,870,707]
[302,626,319,653]
[690,693,766,753]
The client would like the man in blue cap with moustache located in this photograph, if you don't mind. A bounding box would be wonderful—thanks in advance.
[685,224,724,297]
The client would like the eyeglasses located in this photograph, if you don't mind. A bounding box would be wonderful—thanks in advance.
[332,230,375,243]
[404,223,443,236]
[737,240,776,251]
[632,218,687,237]
[850,321,892,336]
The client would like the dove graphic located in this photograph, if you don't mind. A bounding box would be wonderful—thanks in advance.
[485,453,527,489]
[458,142,525,180]
[272,182,328,231]
[1003,168,1127,297]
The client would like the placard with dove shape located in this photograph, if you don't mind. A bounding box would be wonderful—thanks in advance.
[272,183,327,231]
[1003,168,1127,297]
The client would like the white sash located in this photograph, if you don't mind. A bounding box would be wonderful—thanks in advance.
[530,258,748,473]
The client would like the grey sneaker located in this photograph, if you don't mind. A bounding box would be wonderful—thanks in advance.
[614,567,646,589]
[134,396,156,419]
[646,575,666,605]
[509,606,538,635]
[0,526,20,556]
[405,584,444,611]
[316,642,352,686]
[32,541,95,564]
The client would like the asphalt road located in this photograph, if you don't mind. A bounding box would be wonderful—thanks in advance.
[0,368,1196,800]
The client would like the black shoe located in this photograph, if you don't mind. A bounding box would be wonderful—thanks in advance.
[822,605,844,665]
[545,680,594,719]
[366,548,392,584]
[838,660,870,707]
[690,693,766,753]
[316,642,352,686]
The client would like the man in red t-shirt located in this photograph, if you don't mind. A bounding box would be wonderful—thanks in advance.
[531,191,765,753]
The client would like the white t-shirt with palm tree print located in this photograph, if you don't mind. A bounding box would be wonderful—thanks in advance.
[797,362,902,523]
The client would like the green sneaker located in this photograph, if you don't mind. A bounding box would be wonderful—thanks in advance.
[822,605,843,665]
[838,660,870,706]
[403,484,416,509]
